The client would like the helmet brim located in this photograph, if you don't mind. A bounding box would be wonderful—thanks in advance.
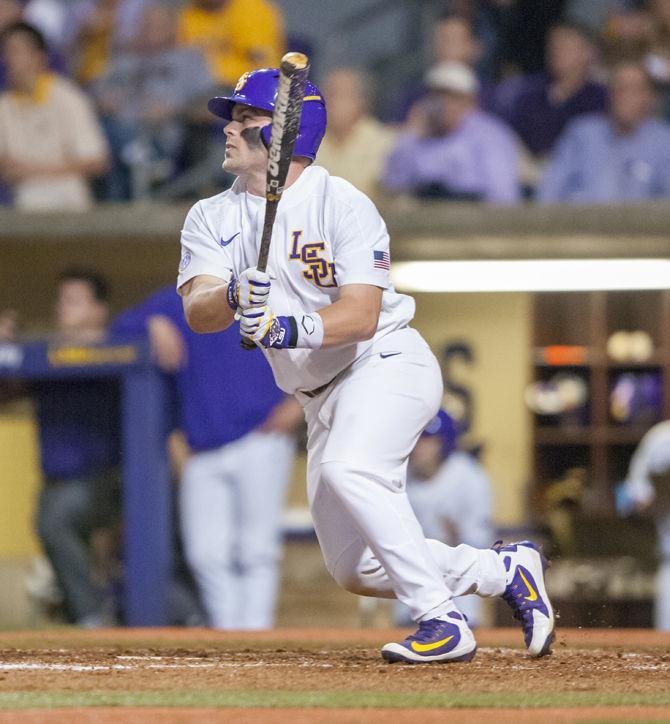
[208,93,275,122]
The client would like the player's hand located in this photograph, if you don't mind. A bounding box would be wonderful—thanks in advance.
[238,305,291,349]
[148,315,186,372]
[226,268,271,311]
[259,397,304,434]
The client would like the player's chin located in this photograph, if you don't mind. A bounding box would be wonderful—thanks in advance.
[222,156,238,174]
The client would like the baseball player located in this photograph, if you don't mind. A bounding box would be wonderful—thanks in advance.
[177,67,555,662]
[114,286,299,629]
[617,420,670,630]
[394,410,494,628]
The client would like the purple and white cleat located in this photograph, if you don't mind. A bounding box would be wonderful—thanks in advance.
[381,611,477,664]
[493,540,556,657]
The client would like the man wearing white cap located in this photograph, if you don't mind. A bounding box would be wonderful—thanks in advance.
[618,420,670,630]
[382,61,520,204]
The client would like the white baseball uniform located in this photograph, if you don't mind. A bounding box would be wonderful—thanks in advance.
[621,420,670,631]
[178,165,507,621]
[180,429,294,629]
[395,451,495,627]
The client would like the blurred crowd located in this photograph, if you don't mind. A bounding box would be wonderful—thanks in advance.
[2,0,670,210]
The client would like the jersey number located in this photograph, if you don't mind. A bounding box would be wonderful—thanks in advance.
[289,231,337,288]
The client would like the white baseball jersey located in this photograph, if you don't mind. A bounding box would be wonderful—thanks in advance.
[177,165,415,393]
[624,420,670,559]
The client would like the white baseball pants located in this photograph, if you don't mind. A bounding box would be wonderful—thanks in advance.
[180,429,294,629]
[299,327,506,622]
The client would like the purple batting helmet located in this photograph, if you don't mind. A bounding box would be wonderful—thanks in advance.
[208,67,327,161]
[421,409,459,458]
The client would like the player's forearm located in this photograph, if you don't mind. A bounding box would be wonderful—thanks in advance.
[318,296,378,347]
[182,281,235,334]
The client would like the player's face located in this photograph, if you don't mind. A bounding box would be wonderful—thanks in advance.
[408,436,444,480]
[55,280,107,336]
[223,104,272,175]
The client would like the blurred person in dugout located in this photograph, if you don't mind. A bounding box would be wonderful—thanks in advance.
[176,0,284,91]
[538,61,670,204]
[0,22,108,211]
[382,60,520,204]
[113,286,300,630]
[617,420,670,631]
[315,68,396,200]
[392,410,494,628]
[0,269,122,628]
[91,3,213,200]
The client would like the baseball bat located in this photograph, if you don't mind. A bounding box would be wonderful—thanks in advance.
[240,52,310,349]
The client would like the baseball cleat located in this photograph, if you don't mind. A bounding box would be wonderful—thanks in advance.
[493,540,555,657]
[381,611,477,664]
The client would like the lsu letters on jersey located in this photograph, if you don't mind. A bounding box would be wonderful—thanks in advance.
[177,166,415,394]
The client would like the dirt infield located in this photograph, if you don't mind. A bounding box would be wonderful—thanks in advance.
[2,707,670,723]
[0,628,668,721]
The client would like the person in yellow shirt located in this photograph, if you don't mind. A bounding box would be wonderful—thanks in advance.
[176,0,284,89]
[0,22,109,210]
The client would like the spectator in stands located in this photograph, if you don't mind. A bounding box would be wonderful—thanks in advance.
[390,12,495,123]
[316,68,395,200]
[27,270,120,628]
[114,286,300,630]
[431,12,497,111]
[0,0,64,89]
[617,420,670,630]
[565,0,635,35]
[538,62,670,204]
[394,410,494,628]
[93,3,212,200]
[176,0,284,91]
[600,2,655,68]
[382,61,520,204]
[0,22,108,211]
[646,0,670,119]
[70,0,152,85]
[498,21,608,159]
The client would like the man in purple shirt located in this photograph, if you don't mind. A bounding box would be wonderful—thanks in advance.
[497,21,608,158]
[382,61,520,205]
[538,62,670,204]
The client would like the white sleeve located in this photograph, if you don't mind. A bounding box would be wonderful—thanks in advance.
[177,202,233,290]
[331,194,391,289]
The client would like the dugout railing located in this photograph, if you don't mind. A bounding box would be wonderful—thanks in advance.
[0,339,171,626]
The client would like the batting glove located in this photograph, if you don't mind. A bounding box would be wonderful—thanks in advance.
[239,305,289,348]
[226,268,271,311]
[239,305,324,350]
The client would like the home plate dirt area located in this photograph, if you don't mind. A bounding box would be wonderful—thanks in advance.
[0,628,668,722]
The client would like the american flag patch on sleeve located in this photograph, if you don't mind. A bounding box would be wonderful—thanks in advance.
[373,250,390,270]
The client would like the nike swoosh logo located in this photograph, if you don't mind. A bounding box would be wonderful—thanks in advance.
[220,232,240,247]
[519,569,538,602]
[380,352,401,359]
[410,635,454,653]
